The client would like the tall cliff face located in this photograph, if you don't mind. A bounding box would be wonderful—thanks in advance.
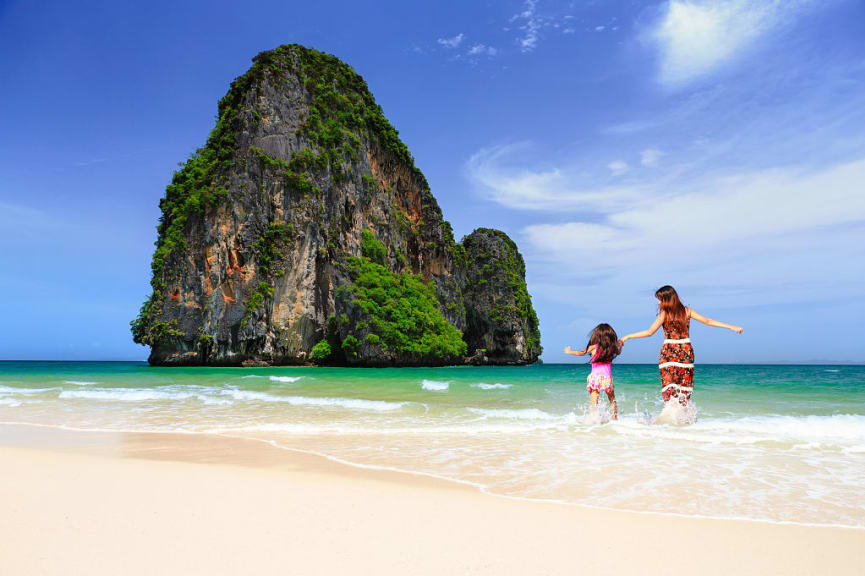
[132,44,541,366]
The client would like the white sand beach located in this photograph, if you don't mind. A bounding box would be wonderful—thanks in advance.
[1,426,862,576]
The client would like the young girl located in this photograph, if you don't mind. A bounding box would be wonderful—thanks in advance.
[620,285,743,405]
[565,323,622,420]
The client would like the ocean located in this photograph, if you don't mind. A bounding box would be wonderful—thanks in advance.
[1,361,863,528]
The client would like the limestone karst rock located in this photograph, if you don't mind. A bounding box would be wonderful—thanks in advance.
[131,44,541,366]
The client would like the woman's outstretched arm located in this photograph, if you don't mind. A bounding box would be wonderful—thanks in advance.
[688,309,743,333]
[620,313,664,343]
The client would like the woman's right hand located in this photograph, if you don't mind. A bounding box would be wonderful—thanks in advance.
[732,326,744,334]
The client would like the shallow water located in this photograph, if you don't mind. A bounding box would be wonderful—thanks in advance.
[1,362,863,527]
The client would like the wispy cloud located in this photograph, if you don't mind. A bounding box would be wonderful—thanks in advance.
[437,33,464,49]
[648,0,813,87]
[640,148,663,167]
[467,44,498,57]
[465,143,641,212]
[607,160,629,176]
[600,120,660,136]
[511,0,541,52]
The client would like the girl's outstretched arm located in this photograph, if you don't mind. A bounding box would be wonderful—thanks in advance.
[688,309,743,333]
[620,313,664,343]
[564,344,595,356]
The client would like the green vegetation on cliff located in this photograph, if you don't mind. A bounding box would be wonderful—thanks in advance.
[463,228,542,358]
[360,229,386,265]
[332,231,467,364]
[244,223,295,323]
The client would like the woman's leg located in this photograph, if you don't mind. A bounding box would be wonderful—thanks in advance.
[589,390,599,410]
[606,390,618,420]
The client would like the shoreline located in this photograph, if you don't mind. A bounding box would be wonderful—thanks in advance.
[2,420,863,532]
[2,423,865,576]
[3,360,864,366]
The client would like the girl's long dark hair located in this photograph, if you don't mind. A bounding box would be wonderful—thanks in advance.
[655,285,688,325]
[587,323,622,364]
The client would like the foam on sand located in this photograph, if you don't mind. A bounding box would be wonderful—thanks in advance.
[467,407,559,421]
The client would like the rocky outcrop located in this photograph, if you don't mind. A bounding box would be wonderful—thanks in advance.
[131,44,541,366]
[462,229,541,364]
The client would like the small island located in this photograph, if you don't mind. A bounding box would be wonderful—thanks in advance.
[131,44,541,367]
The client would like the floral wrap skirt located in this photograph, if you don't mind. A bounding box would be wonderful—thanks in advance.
[659,342,694,403]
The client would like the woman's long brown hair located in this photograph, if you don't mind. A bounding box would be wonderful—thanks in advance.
[655,285,688,325]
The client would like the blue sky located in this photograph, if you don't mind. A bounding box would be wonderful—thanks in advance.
[1,0,863,363]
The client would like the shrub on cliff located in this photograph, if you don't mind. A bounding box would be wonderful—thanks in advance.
[340,256,467,364]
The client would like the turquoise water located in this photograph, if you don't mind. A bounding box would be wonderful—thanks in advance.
[1,362,863,527]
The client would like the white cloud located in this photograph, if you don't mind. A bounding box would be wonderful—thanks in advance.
[601,120,660,135]
[640,148,663,167]
[465,143,641,211]
[468,44,498,57]
[437,33,464,49]
[521,157,865,307]
[511,0,541,52]
[649,0,809,87]
[595,25,606,32]
[607,160,629,176]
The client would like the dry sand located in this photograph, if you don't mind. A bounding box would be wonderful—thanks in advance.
[1,425,862,575]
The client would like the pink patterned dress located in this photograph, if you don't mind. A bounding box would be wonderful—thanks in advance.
[586,353,613,394]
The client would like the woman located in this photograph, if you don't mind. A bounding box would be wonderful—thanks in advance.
[620,285,743,404]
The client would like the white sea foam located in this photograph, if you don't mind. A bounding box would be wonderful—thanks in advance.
[0,398,22,407]
[652,400,698,426]
[269,376,303,383]
[281,396,404,411]
[611,413,865,448]
[421,379,449,391]
[221,389,405,412]
[65,380,97,386]
[59,388,200,402]
[471,383,512,390]
[468,407,560,421]
[240,375,263,379]
[710,413,865,445]
[213,421,571,436]
[0,385,60,396]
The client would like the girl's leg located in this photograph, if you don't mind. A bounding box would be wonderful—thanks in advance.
[589,390,599,413]
[606,391,618,420]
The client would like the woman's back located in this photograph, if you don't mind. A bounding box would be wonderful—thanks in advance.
[662,311,690,340]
